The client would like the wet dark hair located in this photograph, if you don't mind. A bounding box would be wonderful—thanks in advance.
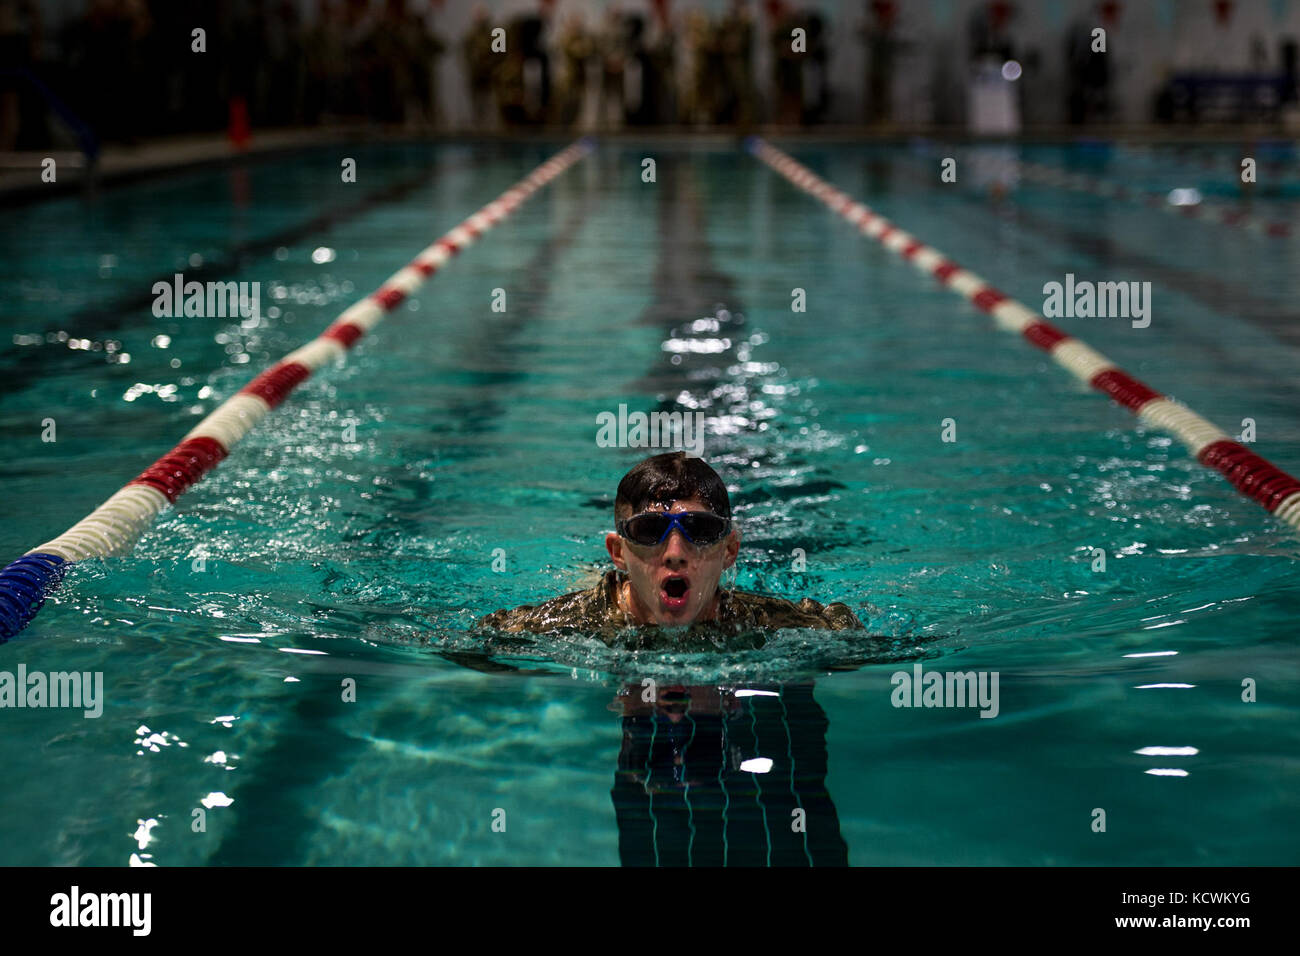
[615,452,732,522]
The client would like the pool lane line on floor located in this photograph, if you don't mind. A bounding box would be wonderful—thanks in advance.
[5,149,478,349]
[0,138,594,643]
[747,137,1300,532]
[891,147,1300,362]
[1117,143,1299,183]
[938,144,1294,239]
[0,154,480,400]
[914,139,1294,239]
[201,191,609,866]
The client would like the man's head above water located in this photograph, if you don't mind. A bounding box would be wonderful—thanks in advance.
[476,451,862,635]
[606,452,742,627]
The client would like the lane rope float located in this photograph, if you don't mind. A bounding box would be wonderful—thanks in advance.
[747,137,1300,531]
[0,138,594,642]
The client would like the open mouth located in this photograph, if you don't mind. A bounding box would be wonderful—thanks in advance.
[660,575,691,609]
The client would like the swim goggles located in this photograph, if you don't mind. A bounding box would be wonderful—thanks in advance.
[616,510,733,547]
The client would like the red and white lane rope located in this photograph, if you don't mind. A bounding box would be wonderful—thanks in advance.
[25,140,592,565]
[1013,156,1292,239]
[748,138,1300,530]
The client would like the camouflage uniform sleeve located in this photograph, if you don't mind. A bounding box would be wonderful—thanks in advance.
[821,602,864,630]
[476,573,620,633]
[793,597,863,630]
[475,605,532,632]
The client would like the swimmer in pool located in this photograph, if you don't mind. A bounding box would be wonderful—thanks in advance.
[477,452,862,635]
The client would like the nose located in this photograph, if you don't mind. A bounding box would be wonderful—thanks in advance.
[660,530,692,567]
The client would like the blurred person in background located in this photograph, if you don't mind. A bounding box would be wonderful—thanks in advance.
[305,0,347,123]
[803,5,828,122]
[680,8,713,126]
[462,4,497,127]
[621,11,647,123]
[1065,2,1113,124]
[338,0,375,119]
[525,3,553,123]
[553,10,594,127]
[492,17,527,126]
[860,0,900,125]
[494,11,551,126]
[597,5,627,129]
[367,0,417,123]
[640,0,677,125]
[966,0,1020,134]
[769,0,803,124]
[719,0,756,127]
[412,0,447,127]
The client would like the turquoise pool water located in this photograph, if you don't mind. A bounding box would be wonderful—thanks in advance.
[1,140,1297,865]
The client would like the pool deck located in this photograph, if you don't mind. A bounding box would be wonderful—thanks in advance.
[0,126,379,207]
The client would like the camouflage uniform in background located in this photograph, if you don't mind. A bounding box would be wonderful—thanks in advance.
[718,3,755,127]
[554,14,594,126]
[771,10,804,125]
[462,11,496,125]
[681,10,714,125]
[641,11,676,125]
[410,18,446,128]
[492,20,527,125]
[597,8,626,128]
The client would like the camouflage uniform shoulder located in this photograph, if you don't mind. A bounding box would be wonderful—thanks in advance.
[476,570,626,633]
[721,588,863,630]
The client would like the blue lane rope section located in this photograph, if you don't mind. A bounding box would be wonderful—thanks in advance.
[0,553,69,643]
